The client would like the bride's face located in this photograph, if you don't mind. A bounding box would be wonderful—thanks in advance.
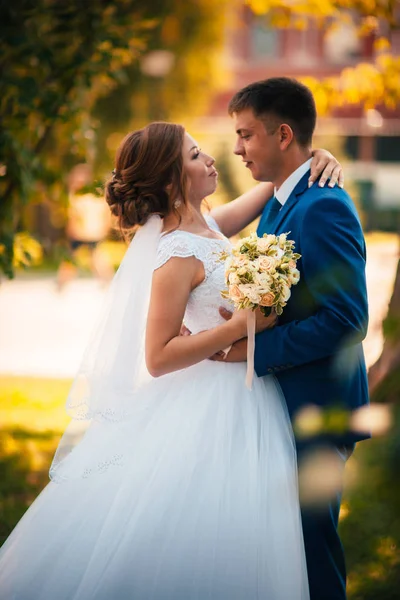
[182,133,218,205]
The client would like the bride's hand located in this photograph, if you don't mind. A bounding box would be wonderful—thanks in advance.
[309,149,344,189]
[220,306,277,337]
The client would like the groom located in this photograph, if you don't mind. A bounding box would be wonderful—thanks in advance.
[221,78,370,599]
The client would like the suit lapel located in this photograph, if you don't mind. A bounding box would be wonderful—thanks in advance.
[271,170,310,233]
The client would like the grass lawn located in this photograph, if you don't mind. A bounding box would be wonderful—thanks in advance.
[0,376,71,432]
[0,376,71,545]
[0,375,399,597]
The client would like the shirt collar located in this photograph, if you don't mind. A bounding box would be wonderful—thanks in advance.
[274,158,312,207]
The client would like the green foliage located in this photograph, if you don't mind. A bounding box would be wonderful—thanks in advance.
[340,389,400,598]
[0,428,60,546]
[0,0,157,278]
[0,375,71,546]
[92,0,228,173]
[0,0,227,279]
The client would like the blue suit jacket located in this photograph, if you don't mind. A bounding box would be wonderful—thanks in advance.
[255,171,370,445]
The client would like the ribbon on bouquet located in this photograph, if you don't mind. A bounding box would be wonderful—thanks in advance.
[245,309,256,390]
[221,309,255,390]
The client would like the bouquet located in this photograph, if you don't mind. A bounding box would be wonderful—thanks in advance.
[220,232,301,388]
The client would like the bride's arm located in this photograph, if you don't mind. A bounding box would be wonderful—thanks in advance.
[145,256,273,377]
[211,182,273,239]
[210,149,344,238]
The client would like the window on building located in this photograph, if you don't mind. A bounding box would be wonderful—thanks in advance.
[324,23,361,64]
[345,136,359,160]
[376,137,400,162]
[251,19,279,60]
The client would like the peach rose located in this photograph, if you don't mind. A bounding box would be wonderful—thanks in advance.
[229,284,244,302]
[259,292,275,307]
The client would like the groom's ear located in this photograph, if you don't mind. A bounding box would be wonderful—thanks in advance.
[278,124,294,151]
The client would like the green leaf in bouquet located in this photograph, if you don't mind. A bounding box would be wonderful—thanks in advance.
[241,272,254,283]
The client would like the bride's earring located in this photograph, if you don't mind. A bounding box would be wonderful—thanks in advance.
[174,199,182,209]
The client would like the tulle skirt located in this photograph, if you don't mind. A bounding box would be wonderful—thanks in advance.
[0,360,309,599]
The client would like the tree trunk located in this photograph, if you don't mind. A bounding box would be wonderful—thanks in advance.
[368,240,400,395]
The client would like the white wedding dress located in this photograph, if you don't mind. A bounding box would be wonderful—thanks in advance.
[0,217,309,599]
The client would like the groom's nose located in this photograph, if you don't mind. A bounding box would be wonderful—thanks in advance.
[233,138,244,156]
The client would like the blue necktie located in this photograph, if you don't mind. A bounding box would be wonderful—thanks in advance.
[263,196,282,232]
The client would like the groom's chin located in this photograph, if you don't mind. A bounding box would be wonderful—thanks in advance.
[250,170,265,182]
[246,164,265,182]
[246,163,258,179]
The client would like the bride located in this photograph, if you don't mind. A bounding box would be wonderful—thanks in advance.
[0,122,342,599]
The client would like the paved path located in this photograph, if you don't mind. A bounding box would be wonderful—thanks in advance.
[0,240,398,378]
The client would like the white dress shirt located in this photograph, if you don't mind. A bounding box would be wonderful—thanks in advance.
[274,158,312,208]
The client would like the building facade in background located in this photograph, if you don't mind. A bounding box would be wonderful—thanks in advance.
[208,6,400,231]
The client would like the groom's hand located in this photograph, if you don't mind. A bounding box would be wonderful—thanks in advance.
[209,307,277,362]
[180,323,191,336]
[220,306,278,334]
[210,338,248,362]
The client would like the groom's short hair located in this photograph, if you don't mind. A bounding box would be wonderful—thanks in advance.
[228,77,316,147]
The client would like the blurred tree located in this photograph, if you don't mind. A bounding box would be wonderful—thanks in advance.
[368,255,400,394]
[0,0,228,279]
[0,0,159,278]
[92,0,228,174]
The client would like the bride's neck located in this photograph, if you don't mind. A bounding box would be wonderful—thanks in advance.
[163,204,208,233]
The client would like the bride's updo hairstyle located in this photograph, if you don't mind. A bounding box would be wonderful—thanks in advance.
[105,122,187,230]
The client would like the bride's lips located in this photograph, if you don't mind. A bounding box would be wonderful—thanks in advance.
[209,169,218,177]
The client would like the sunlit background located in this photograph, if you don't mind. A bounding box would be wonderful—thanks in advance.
[1,2,400,598]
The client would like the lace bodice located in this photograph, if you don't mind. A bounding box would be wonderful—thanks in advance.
[155,215,233,333]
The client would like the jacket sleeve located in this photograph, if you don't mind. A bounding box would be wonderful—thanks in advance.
[254,194,369,377]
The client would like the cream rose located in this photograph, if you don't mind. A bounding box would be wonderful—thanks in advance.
[279,233,287,249]
[257,237,271,253]
[258,256,276,273]
[288,268,300,285]
[228,272,240,285]
[234,255,250,268]
[239,284,261,304]
[255,272,271,288]
[281,283,291,302]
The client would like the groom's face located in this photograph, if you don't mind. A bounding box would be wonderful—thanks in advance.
[233,108,282,183]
